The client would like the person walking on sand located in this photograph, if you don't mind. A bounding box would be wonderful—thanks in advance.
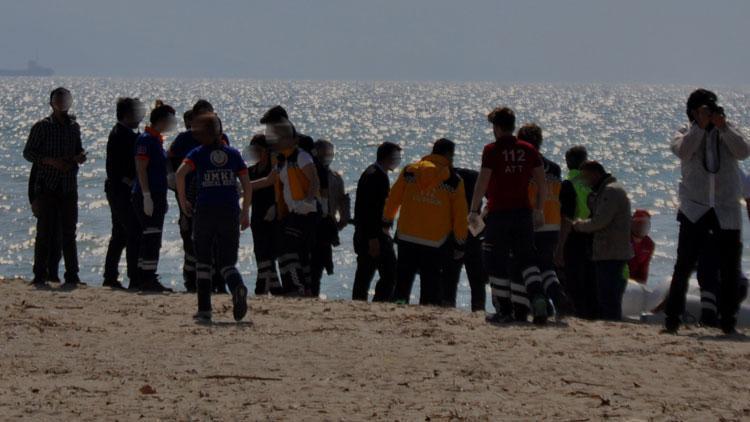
[175,113,251,323]
[663,89,750,335]
[385,138,468,306]
[103,97,145,290]
[132,100,177,293]
[572,161,633,321]
[23,87,87,289]
[470,107,549,325]
[351,142,402,302]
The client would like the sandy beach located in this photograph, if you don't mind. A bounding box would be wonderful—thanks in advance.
[0,277,749,421]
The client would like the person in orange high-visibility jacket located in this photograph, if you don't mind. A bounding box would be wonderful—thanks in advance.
[384,138,468,306]
[509,123,569,320]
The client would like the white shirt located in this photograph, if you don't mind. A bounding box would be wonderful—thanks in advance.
[278,149,317,215]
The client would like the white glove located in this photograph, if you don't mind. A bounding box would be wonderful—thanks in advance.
[264,205,276,222]
[143,192,154,217]
[167,173,177,191]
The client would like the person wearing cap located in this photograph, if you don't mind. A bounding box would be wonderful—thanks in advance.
[261,105,321,296]
[627,210,655,284]
[470,107,549,325]
[175,112,251,323]
[385,138,468,306]
[168,100,228,294]
[309,139,351,298]
[247,134,283,295]
[663,89,750,334]
[351,142,402,302]
[572,161,633,321]
[24,87,87,289]
[102,97,145,290]
[131,100,177,293]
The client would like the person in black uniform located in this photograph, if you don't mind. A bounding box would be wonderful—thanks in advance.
[441,167,488,311]
[103,97,145,289]
[351,141,402,301]
[247,134,283,295]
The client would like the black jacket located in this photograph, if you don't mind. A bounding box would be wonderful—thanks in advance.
[354,163,390,241]
[105,123,138,193]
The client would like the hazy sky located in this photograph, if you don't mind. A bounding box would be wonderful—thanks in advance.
[2,0,749,84]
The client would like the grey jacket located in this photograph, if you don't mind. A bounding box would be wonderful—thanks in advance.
[322,169,351,230]
[671,123,750,230]
[576,176,633,262]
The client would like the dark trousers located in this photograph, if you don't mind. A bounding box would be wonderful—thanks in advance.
[666,211,742,329]
[594,260,627,320]
[278,212,318,295]
[352,232,397,302]
[32,189,79,282]
[37,207,62,281]
[394,240,444,306]
[562,231,597,319]
[251,220,281,295]
[177,201,226,293]
[103,187,140,282]
[483,210,544,316]
[193,207,245,312]
[441,235,487,311]
[132,191,167,285]
[310,217,338,297]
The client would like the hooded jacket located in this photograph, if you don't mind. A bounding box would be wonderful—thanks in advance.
[383,154,468,248]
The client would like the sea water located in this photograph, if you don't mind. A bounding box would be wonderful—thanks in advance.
[1,77,749,310]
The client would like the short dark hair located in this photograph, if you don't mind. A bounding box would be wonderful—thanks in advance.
[183,109,194,125]
[116,97,140,121]
[250,133,269,149]
[432,138,455,157]
[517,123,543,149]
[580,160,606,175]
[150,100,176,125]
[192,99,214,115]
[686,89,718,122]
[49,87,70,102]
[260,105,289,124]
[376,141,402,162]
[565,145,588,170]
[488,107,515,132]
[315,139,333,151]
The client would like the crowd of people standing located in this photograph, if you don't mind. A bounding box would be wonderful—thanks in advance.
[22,86,749,333]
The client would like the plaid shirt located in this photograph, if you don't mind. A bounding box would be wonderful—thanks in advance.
[23,114,83,193]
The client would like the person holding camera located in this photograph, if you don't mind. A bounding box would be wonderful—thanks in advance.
[664,89,750,334]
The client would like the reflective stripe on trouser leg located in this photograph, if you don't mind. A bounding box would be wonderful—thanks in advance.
[196,262,212,312]
[541,270,559,292]
[278,253,303,292]
[510,279,530,309]
[522,266,543,297]
[700,290,718,313]
[489,276,511,315]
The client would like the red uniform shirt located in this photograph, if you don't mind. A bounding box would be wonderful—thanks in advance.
[481,135,541,212]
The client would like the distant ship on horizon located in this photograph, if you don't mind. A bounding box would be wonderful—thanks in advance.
[0,60,54,77]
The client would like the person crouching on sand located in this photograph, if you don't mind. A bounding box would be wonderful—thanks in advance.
[175,113,251,323]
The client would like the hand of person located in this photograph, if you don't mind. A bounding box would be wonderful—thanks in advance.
[695,106,712,129]
[264,205,276,222]
[74,151,87,164]
[554,248,565,269]
[143,192,154,217]
[179,198,192,218]
[240,210,251,231]
[468,212,480,228]
[167,173,177,191]
[712,113,727,130]
[31,200,40,218]
[533,209,545,230]
[368,238,381,258]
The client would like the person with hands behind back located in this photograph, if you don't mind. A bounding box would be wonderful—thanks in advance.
[175,113,251,323]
